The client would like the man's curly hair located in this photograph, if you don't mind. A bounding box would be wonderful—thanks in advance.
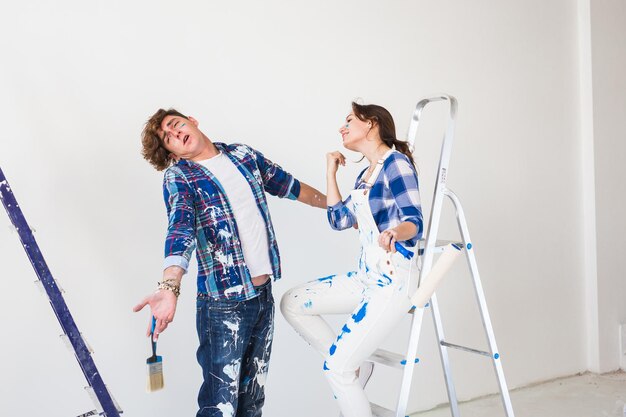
[141,108,188,171]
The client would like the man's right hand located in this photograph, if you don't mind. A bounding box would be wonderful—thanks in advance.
[133,289,178,340]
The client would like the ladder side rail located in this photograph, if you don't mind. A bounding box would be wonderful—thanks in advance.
[430,293,461,417]
[406,95,456,151]
[395,307,426,417]
[398,95,460,416]
[445,189,515,417]
[415,96,461,413]
[413,95,458,286]
[0,168,120,417]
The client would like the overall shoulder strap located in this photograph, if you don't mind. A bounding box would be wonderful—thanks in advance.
[363,149,395,188]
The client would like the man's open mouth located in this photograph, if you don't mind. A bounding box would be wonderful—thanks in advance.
[183,135,189,145]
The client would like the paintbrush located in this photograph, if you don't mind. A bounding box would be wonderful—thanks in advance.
[146,316,164,392]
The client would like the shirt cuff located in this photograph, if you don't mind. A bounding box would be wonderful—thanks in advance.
[327,201,344,212]
[163,255,189,273]
[286,178,301,200]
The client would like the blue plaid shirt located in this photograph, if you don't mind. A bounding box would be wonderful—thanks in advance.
[327,151,423,246]
[162,142,300,301]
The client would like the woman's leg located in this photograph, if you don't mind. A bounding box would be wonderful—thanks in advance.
[324,281,412,417]
[280,271,363,357]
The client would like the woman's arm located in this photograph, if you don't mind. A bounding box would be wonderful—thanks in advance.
[378,154,423,252]
[378,222,418,252]
[325,151,358,230]
[326,151,345,206]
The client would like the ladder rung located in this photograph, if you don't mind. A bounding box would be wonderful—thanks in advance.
[440,341,492,357]
[370,402,396,417]
[417,239,464,255]
[369,348,418,370]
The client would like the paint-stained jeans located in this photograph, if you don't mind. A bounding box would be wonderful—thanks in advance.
[196,280,274,417]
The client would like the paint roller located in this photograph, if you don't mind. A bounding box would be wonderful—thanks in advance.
[409,243,463,308]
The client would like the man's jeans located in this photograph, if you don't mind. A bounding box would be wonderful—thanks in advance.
[196,280,274,417]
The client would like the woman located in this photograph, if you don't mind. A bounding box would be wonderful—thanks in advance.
[280,102,423,416]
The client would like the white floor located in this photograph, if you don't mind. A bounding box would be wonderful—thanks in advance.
[410,371,626,417]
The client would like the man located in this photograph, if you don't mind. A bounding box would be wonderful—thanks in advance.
[133,108,326,417]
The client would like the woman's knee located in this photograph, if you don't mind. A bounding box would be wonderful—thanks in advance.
[279,287,302,318]
[323,358,357,386]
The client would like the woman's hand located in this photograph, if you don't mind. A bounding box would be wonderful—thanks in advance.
[326,151,346,176]
[378,222,417,252]
[378,228,398,252]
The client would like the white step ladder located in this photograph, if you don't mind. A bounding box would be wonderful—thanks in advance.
[366,95,515,417]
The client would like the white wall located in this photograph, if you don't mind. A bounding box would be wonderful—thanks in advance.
[587,0,626,372]
[0,1,616,416]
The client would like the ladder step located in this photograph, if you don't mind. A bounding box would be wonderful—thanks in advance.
[369,348,418,370]
[417,239,464,255]
[440,341,492,357]
[370,402,397,417]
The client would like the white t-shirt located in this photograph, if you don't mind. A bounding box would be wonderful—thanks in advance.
[197,153,272,278]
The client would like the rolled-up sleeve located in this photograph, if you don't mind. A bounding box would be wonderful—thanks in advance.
[162,167,197,272]
[385,157,423,239]
[248,145,300,200]
[327,195,356,230]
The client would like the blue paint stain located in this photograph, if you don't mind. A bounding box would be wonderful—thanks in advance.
[323,361,329,370]
[304,300,313,308]
[346,271,356,278]
[376,274,392,287]
[318,274,335,282]
[329,344,337,355]
[337,324,351,341]
[400,358,420,365]
[352,302,368,323]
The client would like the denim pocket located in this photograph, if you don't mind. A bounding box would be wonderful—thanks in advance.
[207,298,242,312]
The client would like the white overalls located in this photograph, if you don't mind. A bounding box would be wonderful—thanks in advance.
[281,150,414,417]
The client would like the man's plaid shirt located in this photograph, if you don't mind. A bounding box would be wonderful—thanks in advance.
[162,142,300,301]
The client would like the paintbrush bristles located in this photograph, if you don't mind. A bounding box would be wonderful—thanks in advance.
[146,356,164,392]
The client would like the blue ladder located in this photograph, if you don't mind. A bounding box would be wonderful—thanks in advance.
[0,167,122,417]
